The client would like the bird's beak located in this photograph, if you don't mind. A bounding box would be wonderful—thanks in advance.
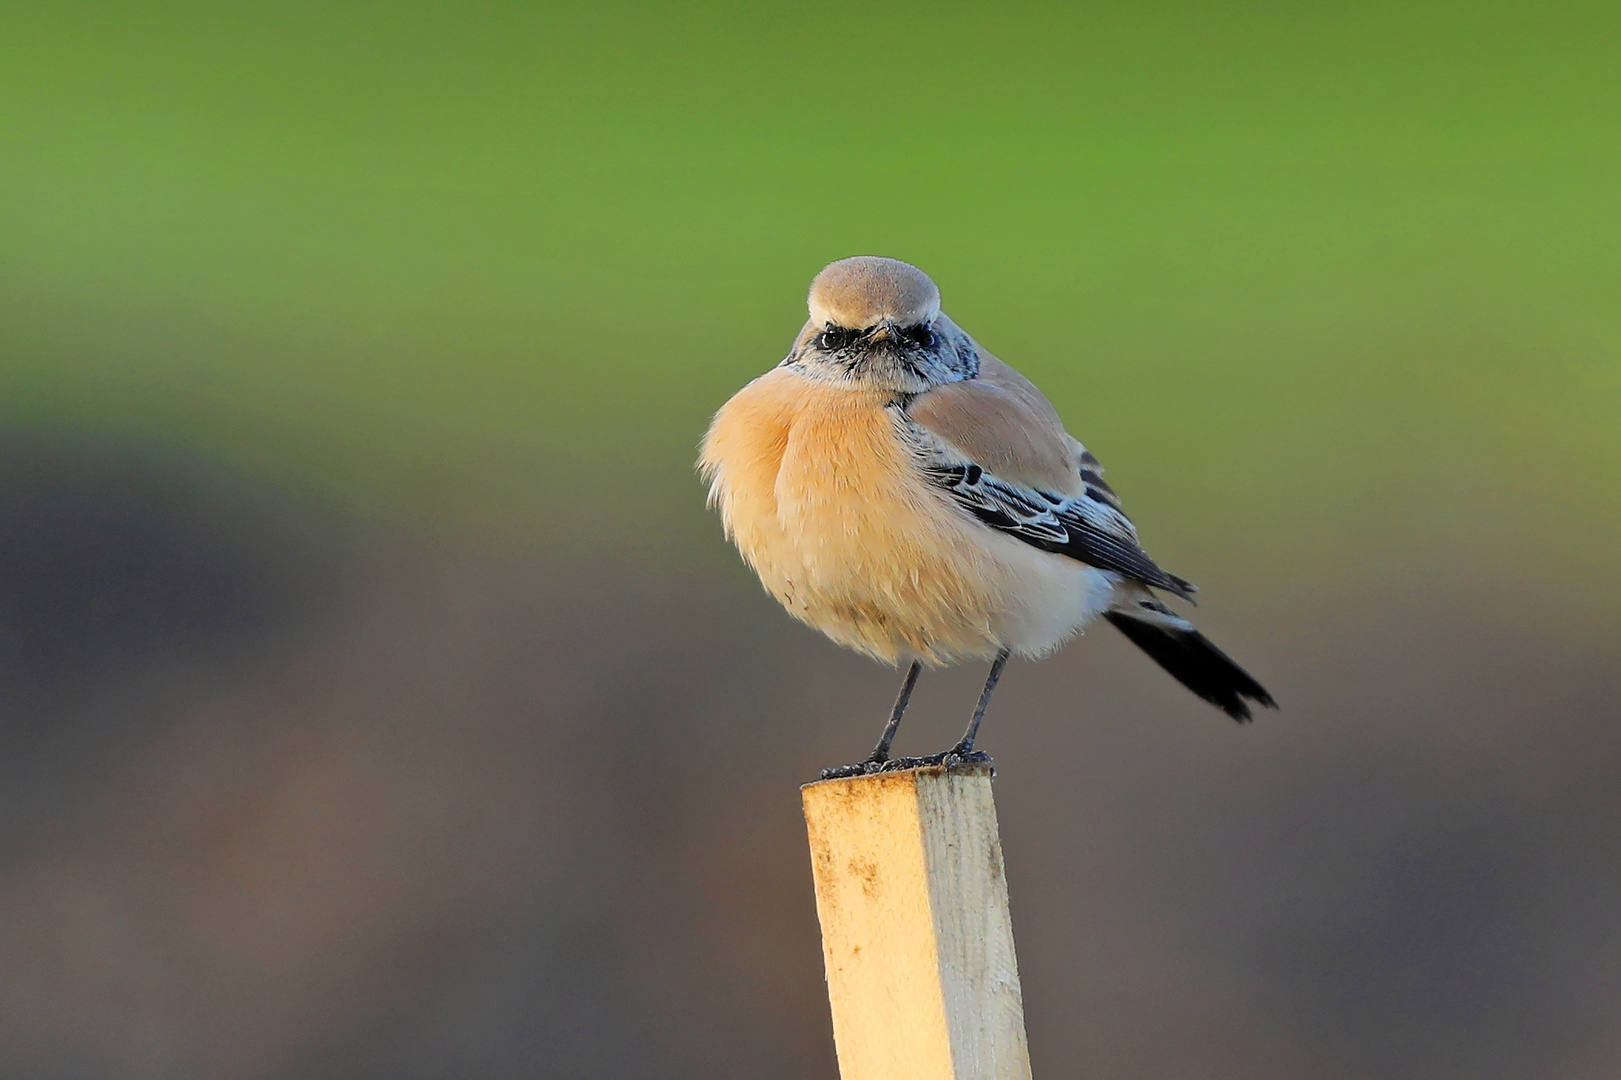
[867,321,895,343]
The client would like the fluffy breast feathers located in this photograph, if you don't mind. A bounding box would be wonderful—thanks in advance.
[699,361,1120,664]
[701,370,1007,663]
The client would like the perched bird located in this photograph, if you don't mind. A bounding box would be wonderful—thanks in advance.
[700,256,1275,777]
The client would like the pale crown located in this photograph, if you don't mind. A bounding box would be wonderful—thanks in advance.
[808,257,942,329]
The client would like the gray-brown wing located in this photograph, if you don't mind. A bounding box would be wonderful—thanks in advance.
[905,357,1196,600]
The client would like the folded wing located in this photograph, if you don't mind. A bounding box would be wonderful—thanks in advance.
[905,353,1196,601]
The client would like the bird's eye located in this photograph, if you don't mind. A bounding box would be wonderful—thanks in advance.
[899,324,936,349]
[819,327,854,351]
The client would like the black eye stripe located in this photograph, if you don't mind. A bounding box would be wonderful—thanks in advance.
[817,323,937,352]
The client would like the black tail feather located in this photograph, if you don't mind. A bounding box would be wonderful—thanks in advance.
[1104,612,1277,722]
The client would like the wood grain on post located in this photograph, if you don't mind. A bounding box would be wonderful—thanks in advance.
[802,763,1033,1080]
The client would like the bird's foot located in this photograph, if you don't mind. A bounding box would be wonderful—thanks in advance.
[884,744,994,773]
[819,756,889,780]
[818,746,993,781]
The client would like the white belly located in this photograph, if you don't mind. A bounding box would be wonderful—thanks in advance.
[973,532,1118,659]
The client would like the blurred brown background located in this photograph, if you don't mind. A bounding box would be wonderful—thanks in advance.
[3,1,1619,1077]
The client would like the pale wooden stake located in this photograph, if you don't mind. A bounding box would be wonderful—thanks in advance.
[802,763,1033,1080]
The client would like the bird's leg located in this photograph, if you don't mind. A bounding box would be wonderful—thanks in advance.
[869,649,1011,773]
[820,661,922,780]
[869,659,923,763]
[948,648,1009,761]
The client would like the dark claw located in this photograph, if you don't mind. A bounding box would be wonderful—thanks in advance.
[819,757,887,781]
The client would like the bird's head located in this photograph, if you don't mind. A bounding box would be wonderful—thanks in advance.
[784,256,979,394]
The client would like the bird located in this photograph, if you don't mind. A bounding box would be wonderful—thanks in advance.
[699,256,1275,778]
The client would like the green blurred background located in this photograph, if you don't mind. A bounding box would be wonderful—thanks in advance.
[2,2,1618,1078]
[5,0,1617,583]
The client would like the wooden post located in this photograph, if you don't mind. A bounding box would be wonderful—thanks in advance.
[802,763,1033,1080]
